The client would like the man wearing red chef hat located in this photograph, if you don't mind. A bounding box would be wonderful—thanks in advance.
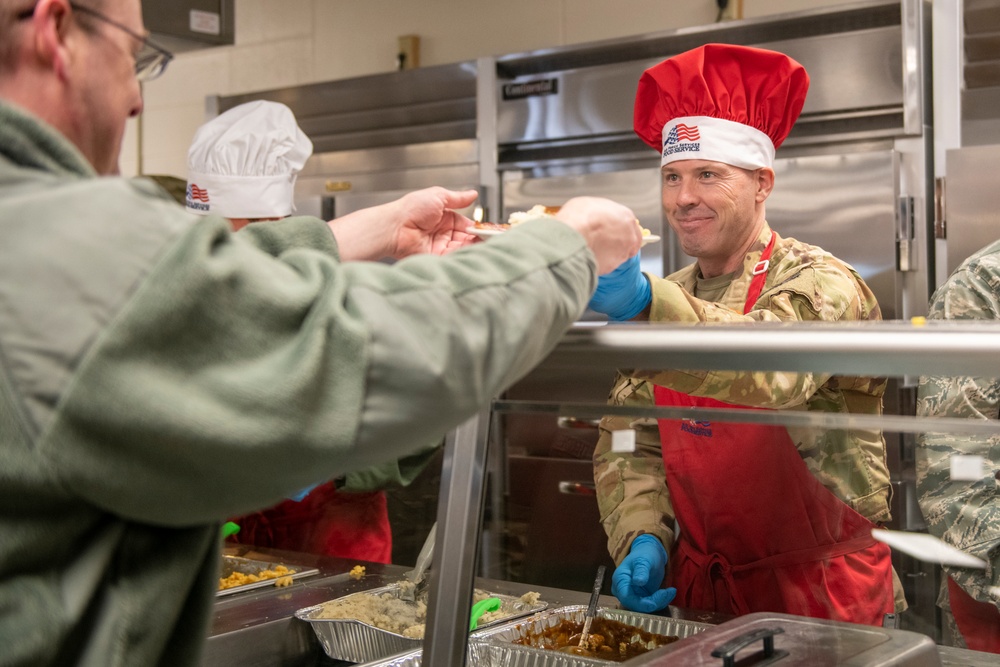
[590,43,905,626]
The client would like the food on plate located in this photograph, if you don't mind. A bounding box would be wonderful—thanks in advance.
[507,204,562,225]
[471,204,656,241]
[312,588,542,639]
[471,204,558,231]
[218,564,296,591]
[349,564,366,580]
[471,221,513,231]
[511,616,678,662]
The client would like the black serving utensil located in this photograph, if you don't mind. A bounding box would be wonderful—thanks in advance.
[578,564,606,649]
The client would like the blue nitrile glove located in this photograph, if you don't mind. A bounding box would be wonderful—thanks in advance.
[612,534,676,613]
[287,484,318,502]
[587,254,651,321]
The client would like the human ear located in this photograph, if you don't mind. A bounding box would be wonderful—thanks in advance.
[756,168,775,203]
[30,0,73,81]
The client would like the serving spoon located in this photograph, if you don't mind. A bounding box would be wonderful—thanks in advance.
[399,522,436,602]
[578,565,606,647]
[558,564,606,656]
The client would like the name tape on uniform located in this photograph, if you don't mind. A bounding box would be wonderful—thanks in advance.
[611,429,636,453]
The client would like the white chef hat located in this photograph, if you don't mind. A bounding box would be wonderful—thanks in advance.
[186,100,313,218]
[634,44,809,170]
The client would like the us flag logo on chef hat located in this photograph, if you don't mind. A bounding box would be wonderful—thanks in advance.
[186,183,211,211]
[664,123,701,146]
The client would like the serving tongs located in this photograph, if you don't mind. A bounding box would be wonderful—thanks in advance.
[399,522,436,602]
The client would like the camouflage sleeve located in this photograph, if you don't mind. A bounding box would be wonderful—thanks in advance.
[593,374,675,564]
[629,261,875,409]
[917,257,1000,607]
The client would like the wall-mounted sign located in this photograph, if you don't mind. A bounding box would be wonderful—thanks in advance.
[502,78,559,101]
[189,9,221,36]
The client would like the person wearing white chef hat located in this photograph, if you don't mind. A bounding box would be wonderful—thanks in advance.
[186,99,312,229]
[185,99,430,565]
[590,43,906,626]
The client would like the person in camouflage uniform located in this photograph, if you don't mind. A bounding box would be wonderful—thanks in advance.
[916,239,1000,652]
[587,44,905,625]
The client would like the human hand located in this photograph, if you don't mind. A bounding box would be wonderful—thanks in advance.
[329,187,480,261]
[588,253,651,321]
[553,197,642,275]
[388,187,481,258]
[611,534,676,613]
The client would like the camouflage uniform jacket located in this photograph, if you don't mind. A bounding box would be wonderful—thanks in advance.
[594,224,903,607]
[916,238,1000,612]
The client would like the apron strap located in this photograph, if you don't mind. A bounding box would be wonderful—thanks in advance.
[677,533,880,616]
[743,232,776,314]
[730,533,879,571]
[677,540,753,615]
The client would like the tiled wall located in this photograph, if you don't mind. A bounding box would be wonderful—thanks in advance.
[124,0,859,179]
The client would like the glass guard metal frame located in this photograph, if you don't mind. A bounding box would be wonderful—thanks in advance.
[421,319,1000,664]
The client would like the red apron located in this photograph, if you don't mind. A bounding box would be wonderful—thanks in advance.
[228,482,393,563]
[948,575,1000,653]
[652,233,895,625]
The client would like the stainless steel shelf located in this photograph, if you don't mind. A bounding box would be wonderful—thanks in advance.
[537,321,1000,377]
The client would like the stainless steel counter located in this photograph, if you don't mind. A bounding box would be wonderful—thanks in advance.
[199,547,728,667]
[200,549,998,667]
[937,645,1000,667]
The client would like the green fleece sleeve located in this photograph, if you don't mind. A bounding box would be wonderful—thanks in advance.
[340,444,441,492]
[43,217,596,525]
[237,215,340,259]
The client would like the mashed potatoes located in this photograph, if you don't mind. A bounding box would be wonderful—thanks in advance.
[508,204,560,226]
[313,588,542,639]
[314,589,428,638]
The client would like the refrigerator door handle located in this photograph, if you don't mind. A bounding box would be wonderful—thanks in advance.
[896,195,916,272]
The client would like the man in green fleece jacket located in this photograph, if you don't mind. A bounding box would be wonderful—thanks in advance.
[0,1,643,666]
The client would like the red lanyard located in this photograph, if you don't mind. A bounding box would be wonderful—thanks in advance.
[743,233,775,314]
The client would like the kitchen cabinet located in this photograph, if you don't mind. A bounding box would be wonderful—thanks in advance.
[143,0,234,53]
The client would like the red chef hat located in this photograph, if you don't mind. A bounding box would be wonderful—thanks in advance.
[634,43,809,170]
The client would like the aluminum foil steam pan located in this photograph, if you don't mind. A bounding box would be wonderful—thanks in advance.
[295,583,547,663]
[355,643,611,667]
[475,605,712,665]
[356,606,712,667]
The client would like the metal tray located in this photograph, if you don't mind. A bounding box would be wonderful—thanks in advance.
[354,642,603,667]
[216,554,319,597]
[295,583,548,663]
[623,612,943,667]
[474,605,711,665]
[355,606,711,666]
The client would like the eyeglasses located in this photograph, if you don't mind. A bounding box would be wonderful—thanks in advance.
[17,2,174,82]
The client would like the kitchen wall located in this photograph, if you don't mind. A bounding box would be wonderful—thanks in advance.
[125,0,865,179]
